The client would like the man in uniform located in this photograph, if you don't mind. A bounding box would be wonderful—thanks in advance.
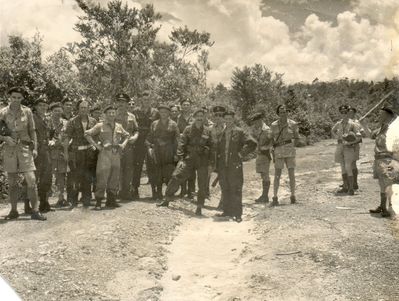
[90,104,102,122]
[0,87,46,220]
[209,105,226,208]
[146,104,180,200]
[177,99,196,198]
[62,98,74,120]
[215,110,257,222]
[250,112,273,203]
[115,93,139,200]
[271,105,300,206]
[48,102,69,207]
[369,106,399,218]
[157,109,214,216]
[65,100,97,208]
[170,104,180,122]
[132,90,158,199]
[33,98,53,213]
[85,105,131,210]
[331,105,362,196]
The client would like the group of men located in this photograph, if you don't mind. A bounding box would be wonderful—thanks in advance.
[1,85,397,223]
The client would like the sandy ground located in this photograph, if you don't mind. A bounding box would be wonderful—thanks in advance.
[1,139,399,301]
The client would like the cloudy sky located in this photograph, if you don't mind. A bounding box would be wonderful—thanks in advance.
[0,0,398,85]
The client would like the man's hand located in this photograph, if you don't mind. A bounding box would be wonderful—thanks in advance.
[32,149,38,159]
[128,136,138,144]
[3,136,16,146]
[119,143,126,151]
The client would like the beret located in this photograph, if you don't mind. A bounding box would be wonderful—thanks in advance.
[158,104,171,111]
[193,109,205,117]
[249,112,264,122]
[180,98,191,105]
[90,104,102,113]
[8,86,26,95]
[339,105,349,113]
[49,102,62,110]
[115,93,130,102]
[103,105,117,113]
[212,106,226,114]
[34,97,47,106]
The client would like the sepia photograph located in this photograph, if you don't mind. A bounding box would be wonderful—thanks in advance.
[0,0,399,300]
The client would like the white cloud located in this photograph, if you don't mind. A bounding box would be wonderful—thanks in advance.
[0,0,397,85]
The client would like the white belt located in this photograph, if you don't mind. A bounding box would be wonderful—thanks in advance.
[77,145,91,151]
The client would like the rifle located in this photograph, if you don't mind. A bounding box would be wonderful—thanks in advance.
[211,175,219,187]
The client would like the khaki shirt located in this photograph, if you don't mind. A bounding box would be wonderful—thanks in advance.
[116,111,138,136]
[331,119,361,143]
[0,105,35,142]
[85,121,130,146]
[271,119,299,158]
[252,122,272,154]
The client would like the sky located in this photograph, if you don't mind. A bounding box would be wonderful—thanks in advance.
[0,0,398,85]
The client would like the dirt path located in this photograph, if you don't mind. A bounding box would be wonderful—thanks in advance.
[1,139,399,301]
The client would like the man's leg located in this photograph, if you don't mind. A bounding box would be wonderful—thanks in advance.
[195,165,208,215]
[217,168,231,216]
[132,140,147,198]
[352,161,359,190]
[255,155,271,203]
[272,158,284,206]
[286,157,297,203]
[7,173,19,213]
[25,171,46,220]
[94,151,111,210]
[119,147,134,200]
[344,150,355,195]
[106,153,121,208]
[229,165,244,221]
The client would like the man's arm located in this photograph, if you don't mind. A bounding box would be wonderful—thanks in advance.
[84,123,102,150]
[27,109,38,156]
[177,127,189,160]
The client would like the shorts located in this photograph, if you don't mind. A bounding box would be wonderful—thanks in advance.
[354,144,360,161]
[256,154,271,173]
[373,158,399,189]
[2,145,36,173]
[335,144,356,164]
[275,157,296,169]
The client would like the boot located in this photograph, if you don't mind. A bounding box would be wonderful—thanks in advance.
[337,174,348,193]
[132,187,140,200]
[156,199,169,207]
[83,198,91,208]
[5,210,19,220]
[270,196,279,207]
[31,211,47,221]
[94,198,102,211]
[39,193,52,213]
[255,180,270,203]
[179,184,187,197]
[380,194,391,218]
[290,195,297,204]
[369,193,384,213]
[195,206,202,216]
[156,185,163,201]
[105,190,120,208]
[353,169,359,190]
[347,176,355,196]
[24,199,33,215]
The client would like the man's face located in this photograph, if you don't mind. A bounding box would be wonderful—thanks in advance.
[194,112,204,124]
[105,109,116,121]
[52,107,63,118]
[64,101,73,113]
[348,110,355,119]
[9,92,24,106]
[213,112,224,124]
[340,110,348,119]
[78,101,89,116]
[159,108,170,119]
[92,110,101,120]
[224,115,234,127]
[117,101,128,112]
[171,107,179,119]
[253,119,262,128]
[35,103,47,115]
[278,106,288,118]
[181,101,190,113]
[141,92,151,109]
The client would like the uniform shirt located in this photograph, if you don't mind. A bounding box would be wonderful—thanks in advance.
[210,123,225,145]
[0,105,35,142]
[65,115,97,148]
[177,113,193,135]
[331,119,361,143]
[85,121,130,146]
[178,124,214,166]
[252,122,273,154]
[116,111,139,136]
[133,108,159,133]
[271,118,299,158]
[147,118,180,165]
[49,118,68,148]
[374,123,391,158]
[34,113,50,146]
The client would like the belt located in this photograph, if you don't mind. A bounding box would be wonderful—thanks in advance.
[77,145,91,151]
[274,139,292,147]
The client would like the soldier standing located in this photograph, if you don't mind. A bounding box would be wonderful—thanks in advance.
[215,110,257,222]
[1,87,46,220]
[331,105,362,196]
[115,93,139,200]
[270,105,300,206]
[65,100,97,208]
[177,99,196,199]
[146,105,180,200]
[170,104,180,122]
[250,112,273,203]
[33,98,53,213]
[48,102,69,207]
[369,106,399,218]
[62,98,74,120]
[85,105,131,210]
[157,109,214,216]
[132,90,158,199]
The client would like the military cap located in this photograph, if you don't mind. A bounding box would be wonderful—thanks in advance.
[193,108,205,117]
[212,106,226,114]
[8,86,26,96]
[339,104,349,113]
[103,105,117,113]
[34,97,47,106]
[249,112,264,122]
[116,93,130,102]
[224,110,235,117]
[180,98,191,105]
[49,102,62,111]
[348,106,357,113]
[158,104,171,111]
